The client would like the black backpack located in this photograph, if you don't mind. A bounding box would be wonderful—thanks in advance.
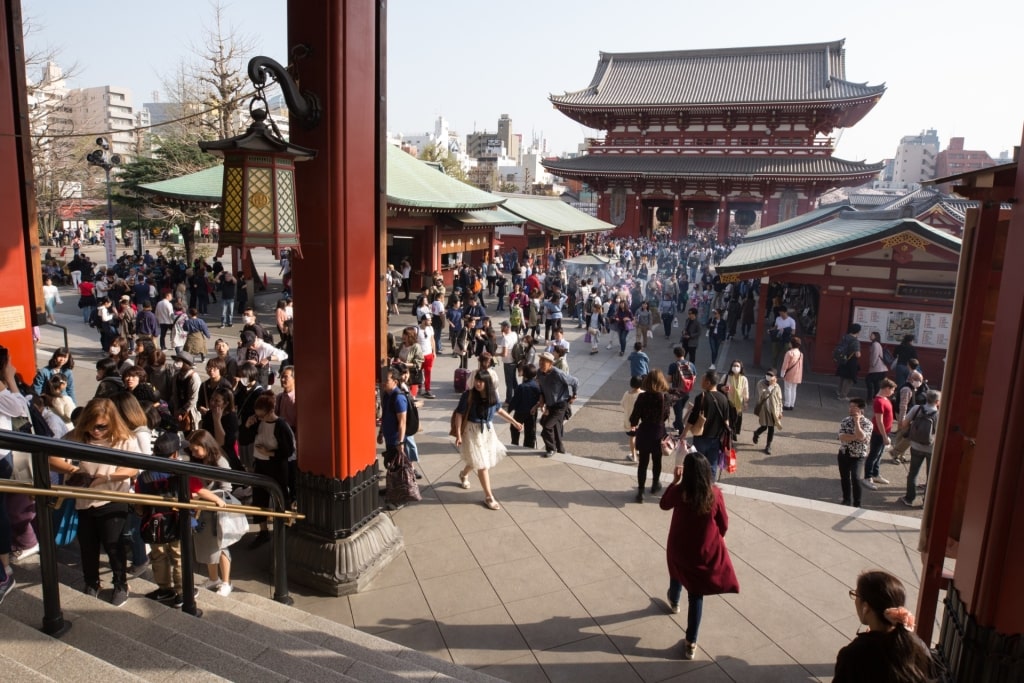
[141,509,180,544]
[394,388,419,437]
[907,406,937,446]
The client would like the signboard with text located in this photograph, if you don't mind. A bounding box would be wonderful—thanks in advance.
[853,305,953,350]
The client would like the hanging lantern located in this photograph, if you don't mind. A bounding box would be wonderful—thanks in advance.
[199,55,320,259]
[735,209,756,227]
[693,207,718,229]
[655,206,673,224]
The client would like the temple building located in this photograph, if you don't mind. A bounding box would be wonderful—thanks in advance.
[543,40,885,242]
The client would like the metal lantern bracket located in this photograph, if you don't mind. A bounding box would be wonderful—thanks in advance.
[248,53,320,129]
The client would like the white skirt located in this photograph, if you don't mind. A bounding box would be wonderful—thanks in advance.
[460,422,507,471]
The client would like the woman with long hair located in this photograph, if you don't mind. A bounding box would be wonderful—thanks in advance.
[634,300,653,349]
[835,570,934,682]
[246,392,295,549]
[199,386,241,470]
[42,375,75,428]
[660,452,739,661]
[187,430,236,596]
[33,347,76,403]
[395,326,424,399]
[65,398,141,606]
[452,371,522,511]
[108,336,134,375]
[629,369,675,503]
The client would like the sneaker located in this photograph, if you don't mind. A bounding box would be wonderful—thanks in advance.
[0,574,15,606]
[543,451,555,458]
[111,585,129,608]
[414,469,423,480]
[874,475,890,485]
[682,640,697,660]
[85,584,100,598]
[651,483,663,495]
[248,530,271,549]
[708,364,715,370]
[171,592,185,608]
[12,543,39,562]
[861,479,878,490]
[421,391,436,399]
[666,592,680,614]
[216,583,233,597]
[145,588,177,604]
[200,578,222,591]
[899,497,915,507]
[129,562,150,577]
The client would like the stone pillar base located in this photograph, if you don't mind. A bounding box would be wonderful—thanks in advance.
[286,512,404,596]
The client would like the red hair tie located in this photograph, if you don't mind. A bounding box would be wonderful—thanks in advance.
[883,607,916,630]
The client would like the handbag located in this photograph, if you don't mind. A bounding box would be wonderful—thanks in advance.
[660,434,677,457]
[721,431,737,474]
[625,320,635,332]
[584,330,593,344]
[53,497,79,546]
[386,447,421,505]
[215,491,248,548]
[688,391,708,436]
[646,329,653,339]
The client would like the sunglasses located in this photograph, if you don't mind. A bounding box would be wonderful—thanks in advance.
[848,590,858,601]
[90,423,110,432]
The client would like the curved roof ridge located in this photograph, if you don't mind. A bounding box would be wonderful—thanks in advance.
[592,39,846,62]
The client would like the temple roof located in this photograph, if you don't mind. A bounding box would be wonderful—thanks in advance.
[386,144,502,211]
[718,211,960,278]
[550,40,885,111]
[495,193,615,235]
[542,155,884,181]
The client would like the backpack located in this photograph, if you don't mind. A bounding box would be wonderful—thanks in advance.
[882,345,895,367]
[261,328,274,344]
[907,406,937,446]
[901,381,929,406]
[584,295,595,315]
[509,304,523,328]
[394,388,419,437]
[141,510,180,544]
[833,342,850,365]
[672,360,696,393]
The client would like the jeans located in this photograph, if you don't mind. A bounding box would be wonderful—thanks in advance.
[905,449,930,503]
[837,452,864,506]
[82,304,95,325]
[617,327,630,353]
[502,363,518,404]
[668,579,704,643]
[221,299,235,325]
[661,314,675,338]
[510,411,537,448]
[692,435,722,481]
[78,504,130,590]
[708,336,721,365]
[684,345,697,365]
[671,393,690,432]
[865,431,885,479]
[636,437,662,491]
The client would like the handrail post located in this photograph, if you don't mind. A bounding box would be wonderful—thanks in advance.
[272,491,292,605]
[176,476,200,617]
[31,450,70,636]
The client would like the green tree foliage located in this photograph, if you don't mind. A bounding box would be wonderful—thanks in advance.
[419,142,469,183]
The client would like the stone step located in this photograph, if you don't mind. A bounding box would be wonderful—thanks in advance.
[232,592,506,683]
[0,605,145,682]
[45,562,361,683]
[6,582,228,682]
[0,651,57,682]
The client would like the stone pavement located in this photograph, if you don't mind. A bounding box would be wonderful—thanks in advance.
[34,265,944,682]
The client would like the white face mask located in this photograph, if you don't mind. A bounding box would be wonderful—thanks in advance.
[910,380,922,388]
[731,365,740,373]
[244,316,255,325]
[109,346,120,355]
[173,361,184,370]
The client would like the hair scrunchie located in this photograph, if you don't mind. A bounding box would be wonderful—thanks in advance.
[883,606,916,630]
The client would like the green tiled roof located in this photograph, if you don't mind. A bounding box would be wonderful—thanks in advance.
[495,194,615,235]
[718,214,961,276]
[386,145,502,211]
[743,204,855,240]
[542,155,884,180]
[446,207,525,227]
[550,40,884,109]
[137,165,223,203]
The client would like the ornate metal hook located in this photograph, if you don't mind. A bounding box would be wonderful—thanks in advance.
[248,53,321,129]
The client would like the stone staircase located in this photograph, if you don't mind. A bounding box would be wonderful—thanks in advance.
[1,559,503,682]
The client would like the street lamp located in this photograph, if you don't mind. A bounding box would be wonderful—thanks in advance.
[86,137,123,262]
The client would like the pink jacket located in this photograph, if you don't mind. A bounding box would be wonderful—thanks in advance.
[780,348,804,384]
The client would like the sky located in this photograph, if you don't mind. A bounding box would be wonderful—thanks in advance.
[22,0,1024,164]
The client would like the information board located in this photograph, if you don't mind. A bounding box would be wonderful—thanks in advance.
[852,306,952,350]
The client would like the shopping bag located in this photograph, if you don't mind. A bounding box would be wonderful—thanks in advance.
[646,330,653,339]
[215,490,248,547]
[584,330,592,344]
[53,497,79,546]
[726,448,738,474]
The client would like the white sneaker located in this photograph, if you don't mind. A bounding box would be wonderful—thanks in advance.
[201,578,222,591]
[12,543,39,562]
[216,583,233,597]
[873,475,890,485]
[708,364,715,370]
[861,478,878,490]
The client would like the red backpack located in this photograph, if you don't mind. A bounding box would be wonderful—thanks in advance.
[672,360,696,393]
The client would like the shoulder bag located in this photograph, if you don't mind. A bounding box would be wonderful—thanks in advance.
[688,391,708,436]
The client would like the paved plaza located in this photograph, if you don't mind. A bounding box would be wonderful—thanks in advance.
[37,252,942,682]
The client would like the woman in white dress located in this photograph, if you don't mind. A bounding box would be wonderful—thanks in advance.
[452,372,522,510]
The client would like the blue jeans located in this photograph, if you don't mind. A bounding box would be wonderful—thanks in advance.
[709,336,721,365]
[221,298,235,325]
[692,435,722,480]
[668,578,704,643]
[618,327,630,353]
[671,393,689,433]
[865,431,885,479]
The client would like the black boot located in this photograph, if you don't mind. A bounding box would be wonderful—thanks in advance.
[635,487,644,503]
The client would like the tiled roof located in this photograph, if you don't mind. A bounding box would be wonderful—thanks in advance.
[495,193,615,235]
[446,208,525,227]
[386,145,503,211]
[718,213,961,276]
[542,155,884,179]
[138,165,223,203]
[550,40,884,109]
[743,204,855,240]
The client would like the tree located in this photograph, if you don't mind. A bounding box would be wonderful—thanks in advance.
[189,1,257,140]
[419,142,469,183]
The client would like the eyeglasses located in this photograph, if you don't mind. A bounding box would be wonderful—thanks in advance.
[90,423,110,433]
[848,590,858,601]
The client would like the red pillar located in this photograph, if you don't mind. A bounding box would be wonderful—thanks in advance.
[762,197,780,228]
[632,192,643,238]
[716,195,729,244]
[286,0,402,594]
[671,195,683,241]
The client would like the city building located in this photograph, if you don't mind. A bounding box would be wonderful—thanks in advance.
[888,128,939,189]
[934,136,999,192]
[66,85,137,160]
[542,40,885,242]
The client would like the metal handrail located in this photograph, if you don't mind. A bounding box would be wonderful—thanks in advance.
[0,430,296,636]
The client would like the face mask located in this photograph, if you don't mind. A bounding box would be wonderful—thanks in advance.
[109,346,120,355]
[173,361,184,370]
[910,380,922,388]
[244,316,255,325]
[766,375,774,381]
[731,365,740,373]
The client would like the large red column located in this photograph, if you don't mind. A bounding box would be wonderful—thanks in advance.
[716,195,729,244]
[285,0,403,594]
[670,195,683,241]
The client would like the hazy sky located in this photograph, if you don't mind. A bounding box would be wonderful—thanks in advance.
[23,0,1024,164]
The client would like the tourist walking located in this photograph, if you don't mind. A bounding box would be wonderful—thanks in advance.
[834,324,863,400]
[533,352,579,457]
[660,451,740,661]
[620,376,643,462]
[752,370,783,455]
[898,390,940,508]
[684,370,731,480]
[863,378,897,490]
[629,369,674,502]
[452,371,522,510]
[723,360,749,441]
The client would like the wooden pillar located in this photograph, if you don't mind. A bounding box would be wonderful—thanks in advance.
[0,0,43,376]
[671,195,683,241]
[632,192,643,238]
[716,195,729,244]
[285,0,403,595]
[762,197,780,228]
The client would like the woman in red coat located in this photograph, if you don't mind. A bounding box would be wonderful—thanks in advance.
[660,451,740,660]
